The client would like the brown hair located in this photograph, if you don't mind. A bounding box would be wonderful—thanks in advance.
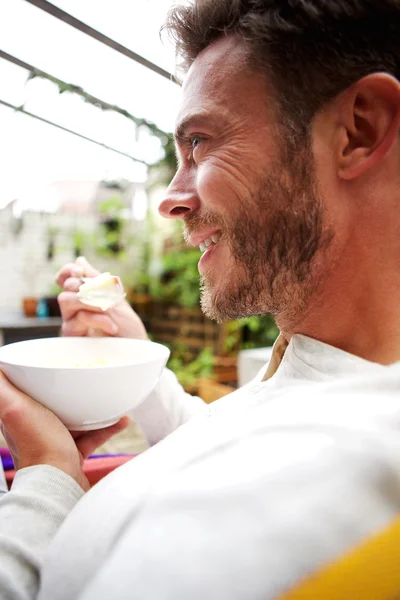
[164,0,400,136]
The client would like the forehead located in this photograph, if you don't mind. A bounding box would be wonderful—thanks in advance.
[176,36,275,133]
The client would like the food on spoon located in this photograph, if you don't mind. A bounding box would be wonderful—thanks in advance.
[78,272,126,311]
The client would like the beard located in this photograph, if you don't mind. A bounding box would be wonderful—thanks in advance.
[183,143,335,325]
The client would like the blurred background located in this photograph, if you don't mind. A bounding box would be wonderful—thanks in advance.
[0,0,279,406]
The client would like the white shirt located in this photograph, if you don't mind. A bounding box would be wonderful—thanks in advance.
[2,335,400,599]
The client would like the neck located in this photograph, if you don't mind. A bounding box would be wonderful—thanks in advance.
[278,221,400,365]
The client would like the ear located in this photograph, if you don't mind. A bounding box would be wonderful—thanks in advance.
[337,73,400,181]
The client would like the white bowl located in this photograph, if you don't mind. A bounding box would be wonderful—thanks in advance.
[0,337,170,431]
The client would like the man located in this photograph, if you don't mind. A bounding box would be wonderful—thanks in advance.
[1,1,400,598]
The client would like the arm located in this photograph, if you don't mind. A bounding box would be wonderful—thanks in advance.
[0,466,83,600]
[132,368,206,446]
[0,373,129,600]
[56,257,207,445]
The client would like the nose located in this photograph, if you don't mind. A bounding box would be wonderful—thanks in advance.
[158,168,200,220]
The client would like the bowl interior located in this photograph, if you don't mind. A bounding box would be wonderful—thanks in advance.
[0,337,170,370]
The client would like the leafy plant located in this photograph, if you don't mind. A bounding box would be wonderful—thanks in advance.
[97,196,125,217]
[148,222,201,307]
[152,247,201,308]
[96,196,126,258]
[72,229,91,258]
[223,316,279,354]
[27,69,171,159]
[167,345,214,389]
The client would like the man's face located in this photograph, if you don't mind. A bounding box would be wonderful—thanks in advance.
[159,36,334,324]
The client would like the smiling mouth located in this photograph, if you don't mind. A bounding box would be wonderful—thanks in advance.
[199,232,222,253]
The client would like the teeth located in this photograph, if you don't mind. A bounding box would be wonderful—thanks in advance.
[199,233,222,253]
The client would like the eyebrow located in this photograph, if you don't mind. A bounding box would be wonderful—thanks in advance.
[174,111,226,144]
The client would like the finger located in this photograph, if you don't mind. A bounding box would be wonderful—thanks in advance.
[62,311,119,337]
[55,258,99,288]
[55,263,85,287]
[58,291,105,321]
[63,277,81,293]
[74,416,131,459]
[75,257,99,278]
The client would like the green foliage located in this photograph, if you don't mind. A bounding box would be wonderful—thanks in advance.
[72,229,91,256]
[167,345,214,389]
[122,212,156,295]
[149,221,201,307]
[224,316,279,354]
[152,248,201,308]
[96,196,126,258]
[47,283,63,297]
[28,70,168,148]
[97,196,125,217]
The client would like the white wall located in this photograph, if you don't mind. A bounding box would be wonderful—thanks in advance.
[0,204,144,312]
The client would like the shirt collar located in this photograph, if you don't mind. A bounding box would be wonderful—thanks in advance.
[261,334,289,382]
[261,333,387,383]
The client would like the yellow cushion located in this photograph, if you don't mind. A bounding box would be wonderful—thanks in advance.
[279,516,400,599]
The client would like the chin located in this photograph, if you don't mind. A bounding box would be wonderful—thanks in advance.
[199,280,257,323]
[200,278,228,322]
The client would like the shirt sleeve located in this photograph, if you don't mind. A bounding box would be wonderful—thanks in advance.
[0,465,84,600]
[131,368,207,446]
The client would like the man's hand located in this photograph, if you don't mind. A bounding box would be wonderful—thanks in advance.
[56,257,148,340]
[0,372,130,491]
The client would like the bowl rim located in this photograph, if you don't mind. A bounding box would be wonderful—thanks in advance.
[0,337,170,371]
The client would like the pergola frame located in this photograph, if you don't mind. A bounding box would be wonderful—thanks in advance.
[1,1,178,163]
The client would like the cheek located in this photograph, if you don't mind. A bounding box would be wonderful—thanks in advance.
[196,162,233,212]
[196,158,252,212]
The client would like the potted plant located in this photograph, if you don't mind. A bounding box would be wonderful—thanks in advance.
[20,255,40,317]
[22,297,38,318]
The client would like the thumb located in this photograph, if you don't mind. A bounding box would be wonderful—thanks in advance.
[0,372,71,467]
[73,416,131,459]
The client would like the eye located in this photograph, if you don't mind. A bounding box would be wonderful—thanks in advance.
[191,136,202,150]
[188,135,205,163]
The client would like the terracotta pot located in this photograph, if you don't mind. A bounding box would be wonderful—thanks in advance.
[22,297,38,318]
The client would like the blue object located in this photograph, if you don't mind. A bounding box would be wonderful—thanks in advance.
[36,298,49,318]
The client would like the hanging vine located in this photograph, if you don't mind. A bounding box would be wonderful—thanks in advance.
[26,69,172,150]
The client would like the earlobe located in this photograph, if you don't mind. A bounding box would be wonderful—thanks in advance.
[338,74,400,181]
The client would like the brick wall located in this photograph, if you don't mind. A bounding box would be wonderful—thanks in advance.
[0,204,144,312]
